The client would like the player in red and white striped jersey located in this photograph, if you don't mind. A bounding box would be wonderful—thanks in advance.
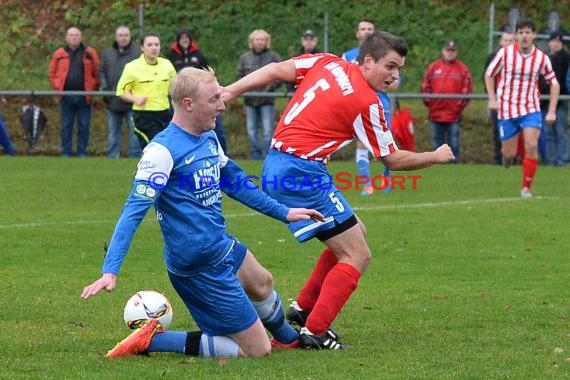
[224,32,454,349]
[271,53,394,161]
[485,19,560,198]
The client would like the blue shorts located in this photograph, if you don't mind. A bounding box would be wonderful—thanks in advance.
[499,112,542,141]
[167,239,258,336]
[261,149,355,242]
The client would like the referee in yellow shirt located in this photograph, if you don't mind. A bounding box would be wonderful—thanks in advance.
[116,32,176,150]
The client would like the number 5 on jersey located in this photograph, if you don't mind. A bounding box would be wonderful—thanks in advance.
[284,78,331,125]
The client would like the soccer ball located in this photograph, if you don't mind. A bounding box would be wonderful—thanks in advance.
[123,290,173,330]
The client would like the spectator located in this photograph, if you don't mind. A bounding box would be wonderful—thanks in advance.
[485,19,560,198]
[536,11,570,55]
[421,40,473,162]
[116,32,176,150]
[99,26,141,159]
[236,29,281,160]
[166,28,228,154]
[391,100,416,152]
[0,98,15,156]
[485,30,515,165]
[286,29,322,92]
[299,29,321,55]
[0,115,15,156]
[165,28,209,72]
[48,27,100,157]
[540,31,569,166]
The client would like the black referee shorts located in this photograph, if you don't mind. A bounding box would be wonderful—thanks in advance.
[132,109,172,149]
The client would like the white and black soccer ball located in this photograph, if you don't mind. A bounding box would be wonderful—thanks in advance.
[123,290,173,330]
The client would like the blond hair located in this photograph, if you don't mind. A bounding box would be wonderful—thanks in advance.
[248,29,271,49]
[169,67,216,109]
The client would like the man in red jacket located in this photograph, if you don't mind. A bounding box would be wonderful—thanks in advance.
[421,40,473,162]
[49,27,100,157]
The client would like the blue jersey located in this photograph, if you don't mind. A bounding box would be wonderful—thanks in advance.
[342,46,392,129]
[102,122,289,277]
[341,47,359,63]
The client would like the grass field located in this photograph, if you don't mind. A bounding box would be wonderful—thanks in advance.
[1,156,569,379]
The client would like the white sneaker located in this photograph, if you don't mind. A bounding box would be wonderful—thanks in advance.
[520,187,533,198]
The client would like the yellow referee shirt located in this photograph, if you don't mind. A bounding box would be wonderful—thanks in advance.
[116,55,176,111]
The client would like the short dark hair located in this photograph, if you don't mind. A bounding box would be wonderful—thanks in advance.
[515,19,536,32]
[358,18,376,28]
[356,31,408,64]
[140,32,160,45]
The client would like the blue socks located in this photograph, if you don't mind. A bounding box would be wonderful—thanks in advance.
[149,330,239,358]
[149,330,187,353]
[356,148,371,185]
[382,166,391,192]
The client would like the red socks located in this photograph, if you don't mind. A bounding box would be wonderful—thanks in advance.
[305,262,361,335]
[297,248,338,311]
[522,156,538,189]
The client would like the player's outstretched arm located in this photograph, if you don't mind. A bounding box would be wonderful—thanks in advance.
[81,273,117,299]
[79,190,155,300]
[221,160,324,223]
[382,144,455,170]
[223,60,296,102]
[286,208,325,223]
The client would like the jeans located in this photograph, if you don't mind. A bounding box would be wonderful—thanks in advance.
[430,120,460,162]
[245,104,275,160]
[0,115,15,156]
[60,96,91,157]
[544,101,569,166]
[107,109,141,158]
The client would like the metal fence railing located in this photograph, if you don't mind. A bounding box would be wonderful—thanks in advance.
[1,90,567,101]
[1,90,566,161]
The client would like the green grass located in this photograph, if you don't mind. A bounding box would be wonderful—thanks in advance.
[1,157,569,379]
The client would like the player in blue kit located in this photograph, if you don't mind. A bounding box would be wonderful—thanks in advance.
[342,18,395,195]
[81,67,324,359]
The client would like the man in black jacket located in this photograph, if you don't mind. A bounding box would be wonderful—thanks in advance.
[166,29,209,72]
[166,28,228,153]
[286,29,322,93]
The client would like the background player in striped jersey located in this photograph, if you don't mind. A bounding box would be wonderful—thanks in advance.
[485,20,560,198]
[484,29,515,165]
[224,32,455,349]
[82,67,325,359]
